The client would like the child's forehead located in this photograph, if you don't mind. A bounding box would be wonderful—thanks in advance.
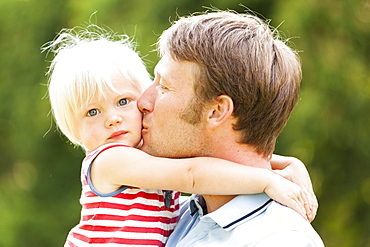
[106,73,144,93]
[84,76,142,101]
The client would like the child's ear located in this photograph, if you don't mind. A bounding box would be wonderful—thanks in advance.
[206,95,234,129]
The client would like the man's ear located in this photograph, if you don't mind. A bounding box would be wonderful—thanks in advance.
[206,95,234,129]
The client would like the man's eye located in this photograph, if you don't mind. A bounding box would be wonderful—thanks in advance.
[87,109,99,116]
[118,98,129,106]
[156,85,167,91]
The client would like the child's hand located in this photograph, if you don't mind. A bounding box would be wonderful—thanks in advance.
[270,155,318,222]
[264,174,311,221]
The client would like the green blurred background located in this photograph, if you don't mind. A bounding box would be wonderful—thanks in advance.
[0,0,369,246]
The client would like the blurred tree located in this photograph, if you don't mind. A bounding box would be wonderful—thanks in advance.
[0,0,82,245]
[272,1,370,246]
[0,0,368,246]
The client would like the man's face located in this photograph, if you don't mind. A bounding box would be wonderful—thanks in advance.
[138,55,208,158]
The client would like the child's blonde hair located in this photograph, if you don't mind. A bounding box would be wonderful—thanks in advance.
[43,25,152,146]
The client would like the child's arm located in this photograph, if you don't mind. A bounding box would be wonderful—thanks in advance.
[92,146,309,220]
[271,154,318,222]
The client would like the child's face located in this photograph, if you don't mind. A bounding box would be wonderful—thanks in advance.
[76,74,143,151]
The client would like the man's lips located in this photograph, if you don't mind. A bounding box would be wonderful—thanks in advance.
[108,130,128,139]
[141,125,148,135]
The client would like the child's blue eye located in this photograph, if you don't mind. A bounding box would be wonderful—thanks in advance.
[87,109,99,116]
[118,99,129,106]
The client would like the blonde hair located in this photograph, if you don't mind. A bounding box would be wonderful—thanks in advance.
[159,11,301,157]
[43,25,151,146]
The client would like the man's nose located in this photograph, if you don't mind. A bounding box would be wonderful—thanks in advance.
[138,85,155,113]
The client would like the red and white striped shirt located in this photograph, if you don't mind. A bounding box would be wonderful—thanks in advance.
[65,144,180,246]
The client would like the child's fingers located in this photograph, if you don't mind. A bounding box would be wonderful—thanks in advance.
[299,190,310,221]
[301,189,312,222]
[304,187,318,222]
[267,177,311,221]
[290,189,309,221]
[311,200,318,221]
[311,192,319,221]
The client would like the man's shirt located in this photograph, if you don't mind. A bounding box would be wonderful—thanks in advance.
[166,193,324,247]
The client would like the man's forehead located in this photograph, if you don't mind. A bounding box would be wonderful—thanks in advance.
[154,55,172,79]
[154,55,198,84]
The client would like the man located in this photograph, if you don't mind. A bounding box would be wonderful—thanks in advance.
[138,10,324,246]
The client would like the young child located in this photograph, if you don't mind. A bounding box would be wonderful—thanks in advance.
[43,25,314,246]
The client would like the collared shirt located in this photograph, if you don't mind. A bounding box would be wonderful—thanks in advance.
[166,194,324,247]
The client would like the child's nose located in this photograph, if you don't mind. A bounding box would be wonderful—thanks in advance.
[106,114,123,127]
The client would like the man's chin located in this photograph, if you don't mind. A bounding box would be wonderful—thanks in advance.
[139,140,157,156]
[138,140,148,152]
[140,143,170,157]
[136,139,144,149]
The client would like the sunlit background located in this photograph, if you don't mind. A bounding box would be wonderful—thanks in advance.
[0,0,369,246]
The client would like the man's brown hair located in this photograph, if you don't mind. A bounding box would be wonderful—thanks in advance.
[158,11,302,157]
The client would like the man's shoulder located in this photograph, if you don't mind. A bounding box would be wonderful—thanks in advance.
[263,201,312,225]
[245,201,324,246]
[252,229,324,247]
[170,195,324,246]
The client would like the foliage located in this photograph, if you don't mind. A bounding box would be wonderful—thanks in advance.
[0,0,368,246]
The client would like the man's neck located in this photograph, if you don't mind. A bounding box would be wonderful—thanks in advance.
[201,195,236,213]
[203,145,271,214]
